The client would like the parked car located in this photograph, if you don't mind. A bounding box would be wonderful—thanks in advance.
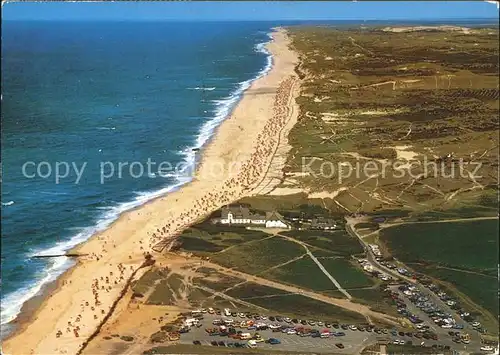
[193,340,201,345]
[335,343,345,349]
[267,338,281,345]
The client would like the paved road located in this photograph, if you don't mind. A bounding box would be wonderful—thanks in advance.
[345,220,484,348]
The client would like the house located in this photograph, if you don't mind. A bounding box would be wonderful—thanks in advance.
[215,206,290,229]
[310,217,338,230]
[264,211,290,229]
[219,206,266,225]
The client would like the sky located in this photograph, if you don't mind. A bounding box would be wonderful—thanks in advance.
[2,1,499,21]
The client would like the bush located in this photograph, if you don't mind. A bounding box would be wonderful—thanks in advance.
[150,331,168,343]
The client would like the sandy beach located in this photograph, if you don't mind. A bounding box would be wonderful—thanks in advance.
[2,28,299,355]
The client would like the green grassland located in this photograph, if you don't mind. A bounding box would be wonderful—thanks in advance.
[178,221,271,255]
[320,257,375,289]
[209,236,305,274]
[281,230,364,255]
[380,220,498,270]
[260,256,338,292]
[225,282,291,300]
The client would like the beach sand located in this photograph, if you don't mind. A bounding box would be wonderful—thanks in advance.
[2,28,299,355]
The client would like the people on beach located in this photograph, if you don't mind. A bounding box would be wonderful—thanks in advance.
[54,75,297,342]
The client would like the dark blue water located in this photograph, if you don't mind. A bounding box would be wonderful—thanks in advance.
[1,20,272,331]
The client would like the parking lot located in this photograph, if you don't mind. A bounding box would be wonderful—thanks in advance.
[176,312,453,354]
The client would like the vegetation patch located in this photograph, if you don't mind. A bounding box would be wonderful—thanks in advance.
[261,257,338,292]
[225,282,291,299]
[209,237,305,274]
[281,230,364,255]
[320,257,376,289]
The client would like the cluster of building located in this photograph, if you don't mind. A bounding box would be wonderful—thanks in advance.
[212,205,340,231]
[213,206,290,229]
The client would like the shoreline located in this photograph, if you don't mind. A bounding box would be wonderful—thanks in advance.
[2,27,300,355]
[0,29,274,341]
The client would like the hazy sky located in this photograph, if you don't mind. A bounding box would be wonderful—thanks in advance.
[2,1,499,21]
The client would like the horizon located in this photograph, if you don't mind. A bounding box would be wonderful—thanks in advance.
[2,1,499,21]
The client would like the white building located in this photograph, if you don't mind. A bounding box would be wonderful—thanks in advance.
[216,206,290,229]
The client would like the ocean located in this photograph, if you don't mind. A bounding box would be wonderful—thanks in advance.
[0,20,273,334]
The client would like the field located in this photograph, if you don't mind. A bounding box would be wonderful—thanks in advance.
[225,282,291,300]
[177,220,271,255]
[279,26,499,215]
[320,258,375,289]
[260,256,338,292]
[380,220,498,272]
[380,219,498,317]
[209,236,305,275]
[280,230,364,255]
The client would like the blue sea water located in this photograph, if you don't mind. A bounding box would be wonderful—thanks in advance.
[0,20,273,333]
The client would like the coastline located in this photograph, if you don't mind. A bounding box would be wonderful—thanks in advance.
[0,27,272,333]
[2,27,299,355]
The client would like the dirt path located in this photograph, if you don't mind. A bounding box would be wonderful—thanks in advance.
[277,234,353,300]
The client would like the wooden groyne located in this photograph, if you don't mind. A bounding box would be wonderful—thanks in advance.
[31,253,88,259]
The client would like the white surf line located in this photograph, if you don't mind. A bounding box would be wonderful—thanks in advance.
[278,235,352,300]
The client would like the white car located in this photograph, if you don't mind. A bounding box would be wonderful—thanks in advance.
[284,317,292,323]
[317,321,324,326]
[287,329,297,335]
[480,346,494,351]
[441,324,453,329]
[349,325,357,331]
[260,316,268,320]
[269,324,281,329]
[238,313,246,318]
[472,321,481,327]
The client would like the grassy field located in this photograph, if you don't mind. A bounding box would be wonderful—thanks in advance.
[225,282,291,300]
[209,236,305,275]
[320,257,376,289]
[280,230,364,256]
[260,256,339,292]
[178,220,271,255]
[380,219,498,318]
[380,220,498,271]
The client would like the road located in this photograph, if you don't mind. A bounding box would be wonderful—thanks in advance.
[345,219,484,346]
